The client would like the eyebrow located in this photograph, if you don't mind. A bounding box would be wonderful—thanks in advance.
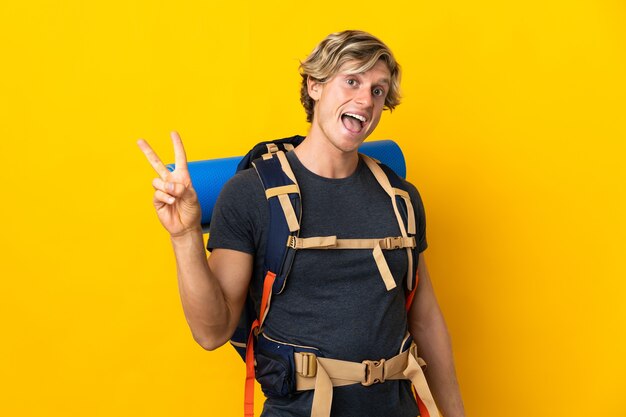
[344,73,390,85]
[340,72,391,86]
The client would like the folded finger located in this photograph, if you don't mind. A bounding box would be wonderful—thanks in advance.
[154,189,176,205]
[152,177,187,197]
[138,139,170,179]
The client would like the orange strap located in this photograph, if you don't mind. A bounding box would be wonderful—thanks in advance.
[405,269,420,312]
[244,319,259,417]
[411,385,431,417]
[244,270,277,417]
[258,271,277,326]
[417,396,431,417]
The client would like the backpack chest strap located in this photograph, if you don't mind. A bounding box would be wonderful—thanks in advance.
[287,235,415,250]
[287,235,416,291]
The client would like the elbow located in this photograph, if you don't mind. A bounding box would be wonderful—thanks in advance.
[193,334,221,351]
[197,340,219,351]
[192,331,229,351]
[186,312,236,351]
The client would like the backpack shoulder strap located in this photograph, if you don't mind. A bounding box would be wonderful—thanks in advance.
[229,140,302,362]
[361,154,419,297]
[241,145,303,417]
[251,150,301,295]
[236,135,305,171]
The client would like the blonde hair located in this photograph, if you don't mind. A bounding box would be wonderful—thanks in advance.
[299,30,401,123]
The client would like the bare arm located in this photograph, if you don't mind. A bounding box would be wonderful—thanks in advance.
[409,252,466,417]
[138,132,252,350]
[171,232,252,350]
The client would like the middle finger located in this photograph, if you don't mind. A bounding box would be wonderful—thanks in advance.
[138,139,170,180]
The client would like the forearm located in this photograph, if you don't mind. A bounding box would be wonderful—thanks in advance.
[170,228,232,350]
[139,134,245,350]
[410,309,465,417]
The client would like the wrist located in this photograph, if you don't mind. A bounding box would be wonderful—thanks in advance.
[170,226,203,245]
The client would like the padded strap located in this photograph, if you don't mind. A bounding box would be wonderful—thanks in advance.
[257,153,301,233]
[265,184,300,232]
[259,151,301,233]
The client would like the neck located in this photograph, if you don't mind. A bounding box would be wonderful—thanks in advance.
[294,127,360,179]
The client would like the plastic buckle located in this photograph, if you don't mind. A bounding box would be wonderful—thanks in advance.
[385,237,402,250]
[287,236,297,249]
[299,352,317,378]
[362,359,386,386]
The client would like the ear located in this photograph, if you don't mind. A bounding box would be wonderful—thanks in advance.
[307,76,322,101]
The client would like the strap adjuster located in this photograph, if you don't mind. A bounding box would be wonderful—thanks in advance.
[299,352,317,378]
[266,143,280,154]
[362,359,386,386]
[384,237,403,249]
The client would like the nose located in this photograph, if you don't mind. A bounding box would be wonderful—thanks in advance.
[354,87,373,108]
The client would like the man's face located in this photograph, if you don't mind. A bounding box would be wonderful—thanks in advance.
[308,60,391,153]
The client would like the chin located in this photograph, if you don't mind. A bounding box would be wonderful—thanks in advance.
[333,134,367,153]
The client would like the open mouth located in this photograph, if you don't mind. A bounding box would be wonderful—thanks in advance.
[341,112,367,133]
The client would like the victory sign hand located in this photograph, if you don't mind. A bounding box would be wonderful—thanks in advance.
[138,131,201,237]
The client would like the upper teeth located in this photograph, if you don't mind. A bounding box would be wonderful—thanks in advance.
[345,113,366,122]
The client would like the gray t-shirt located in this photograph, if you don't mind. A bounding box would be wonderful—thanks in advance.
[208,150,428,417]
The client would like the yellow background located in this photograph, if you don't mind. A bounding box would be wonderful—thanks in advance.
[1,0,625,415]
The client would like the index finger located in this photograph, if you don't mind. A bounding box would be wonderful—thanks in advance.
[171,131,188,171]
[137,139,170,179]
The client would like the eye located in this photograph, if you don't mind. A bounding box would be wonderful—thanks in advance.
[346,78,357,86]
[372,87,385,97]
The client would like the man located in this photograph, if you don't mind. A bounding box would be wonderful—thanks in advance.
[138,30,465,417]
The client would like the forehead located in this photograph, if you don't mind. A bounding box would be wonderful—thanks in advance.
[336,60,391,82]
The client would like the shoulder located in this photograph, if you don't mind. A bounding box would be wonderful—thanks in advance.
[208,167,268,253]
[399,177,428,252]
[373,158,426,207]
[396,176,426,218]
[211,167,267,231]
[401,179,425,206]
[218,167,265,204]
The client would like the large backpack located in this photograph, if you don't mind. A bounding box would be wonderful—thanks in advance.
[220,135,436,417]
[230,135,419,355]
